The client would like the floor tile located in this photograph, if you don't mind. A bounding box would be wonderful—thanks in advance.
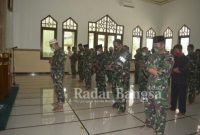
[82,115,144,134]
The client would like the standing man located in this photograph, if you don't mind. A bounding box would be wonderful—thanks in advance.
[70,47,78,78]
[138,47,149,93]
[144,36,174,135]
[95,45,107,97]
[77,44,84,82]
[170,44,189,115]
[106,47,114,84]
[83,44,93,90]
[196,49,200,94]
[134,48,142,84]
[109,39,130,113]
[49,39,65,112]
[187,44,197,103]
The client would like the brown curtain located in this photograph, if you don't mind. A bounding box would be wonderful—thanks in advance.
[0,0,6,51]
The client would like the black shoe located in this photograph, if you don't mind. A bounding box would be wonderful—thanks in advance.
[117,105,126,113]
[112,102,119,108]
[117,103,126,113]
[170,107,176,111]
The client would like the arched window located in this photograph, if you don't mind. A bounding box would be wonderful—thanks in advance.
[178,25,190,55]
[132,26,143,59]
[146,28,156,51]
[40,15,57,59]
[62,17,78,54]
[164,27,173,52]
[88,15,124,50]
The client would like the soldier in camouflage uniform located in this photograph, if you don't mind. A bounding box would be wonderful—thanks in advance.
[95,45,107,97]
[109,39,130,113]
[49,39,65,112]
[106,47,114,83]
[70,47,78,79]
[144,36,174,135]
[196,49,200,94]
[77,44,85,82]
[123,45,131,92]
[134,48,142,84]
[138,47,149,93]
[83,44,93,89]
[187,44,197,103]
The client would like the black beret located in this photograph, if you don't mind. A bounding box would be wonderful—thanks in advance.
[78,43,82,47]
[153,36,165,44]
[97,44,102,49]
[83,44,89,48]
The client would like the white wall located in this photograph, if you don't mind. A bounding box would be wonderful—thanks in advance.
[6,9,13,49]
[161,0,200,49]
[13,0,161,49]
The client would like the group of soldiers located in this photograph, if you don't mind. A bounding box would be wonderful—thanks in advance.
[75,39,131,112]
[134,38,200,135]
[187,45,200,103]
[135,44,200,104]
[49,37,199,135]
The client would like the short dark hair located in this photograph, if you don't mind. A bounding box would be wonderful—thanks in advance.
[153,36,165,44]
[78,43,82,47]
[188,44,194,50]
[113,39,123,45]
[196,49,200,53]
[173,44,182,50]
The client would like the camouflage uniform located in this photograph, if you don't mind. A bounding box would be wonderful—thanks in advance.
[50,48,65,103]
[70,51,78,78]
[77,50,85,81]
[187,52,197,103]
[96,51,107,96]
[196,53,200,94]
[105,51,114,83]
[112,47,130,112]
[134,49,142,84]
[83,49,94,89]
[138,53,149,92]
[144,51,174,134]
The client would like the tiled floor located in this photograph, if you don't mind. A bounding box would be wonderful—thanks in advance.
[0,74,200,135]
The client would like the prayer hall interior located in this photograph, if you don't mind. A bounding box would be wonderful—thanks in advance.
[0,0,200,135]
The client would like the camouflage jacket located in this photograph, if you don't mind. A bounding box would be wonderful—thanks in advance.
[50,48,65,71]
[77,50,84,64]
[112,48,130,77]
[145,51,174,90]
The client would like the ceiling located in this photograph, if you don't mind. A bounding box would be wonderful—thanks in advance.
[143,0,175,5]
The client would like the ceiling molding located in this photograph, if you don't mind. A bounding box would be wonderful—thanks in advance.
[143,0,175,5]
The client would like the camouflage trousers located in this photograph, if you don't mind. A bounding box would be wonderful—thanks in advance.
[112,73,127,105]
[134,67,139,84]
[71,63,77,77]
[138,70,148,92]
[78,62,84,81]
[96,71,106,96]
[144,90,168,134]
[51,70,65,103]
[84,65,92,89]
[188,73,198,103]
[106,70,112,83]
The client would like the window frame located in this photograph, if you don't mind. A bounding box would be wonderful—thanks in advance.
[163,27,173,52]
[132,25,143,59]
[178,24,191,55]
[40,15,57,60]
[178,24,190,44]
[62,17,78,53]
[88,15,124,50]
[146,27,156,51]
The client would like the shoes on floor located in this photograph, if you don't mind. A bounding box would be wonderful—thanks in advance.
[177,112,185,116]
[169,107,176,112]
